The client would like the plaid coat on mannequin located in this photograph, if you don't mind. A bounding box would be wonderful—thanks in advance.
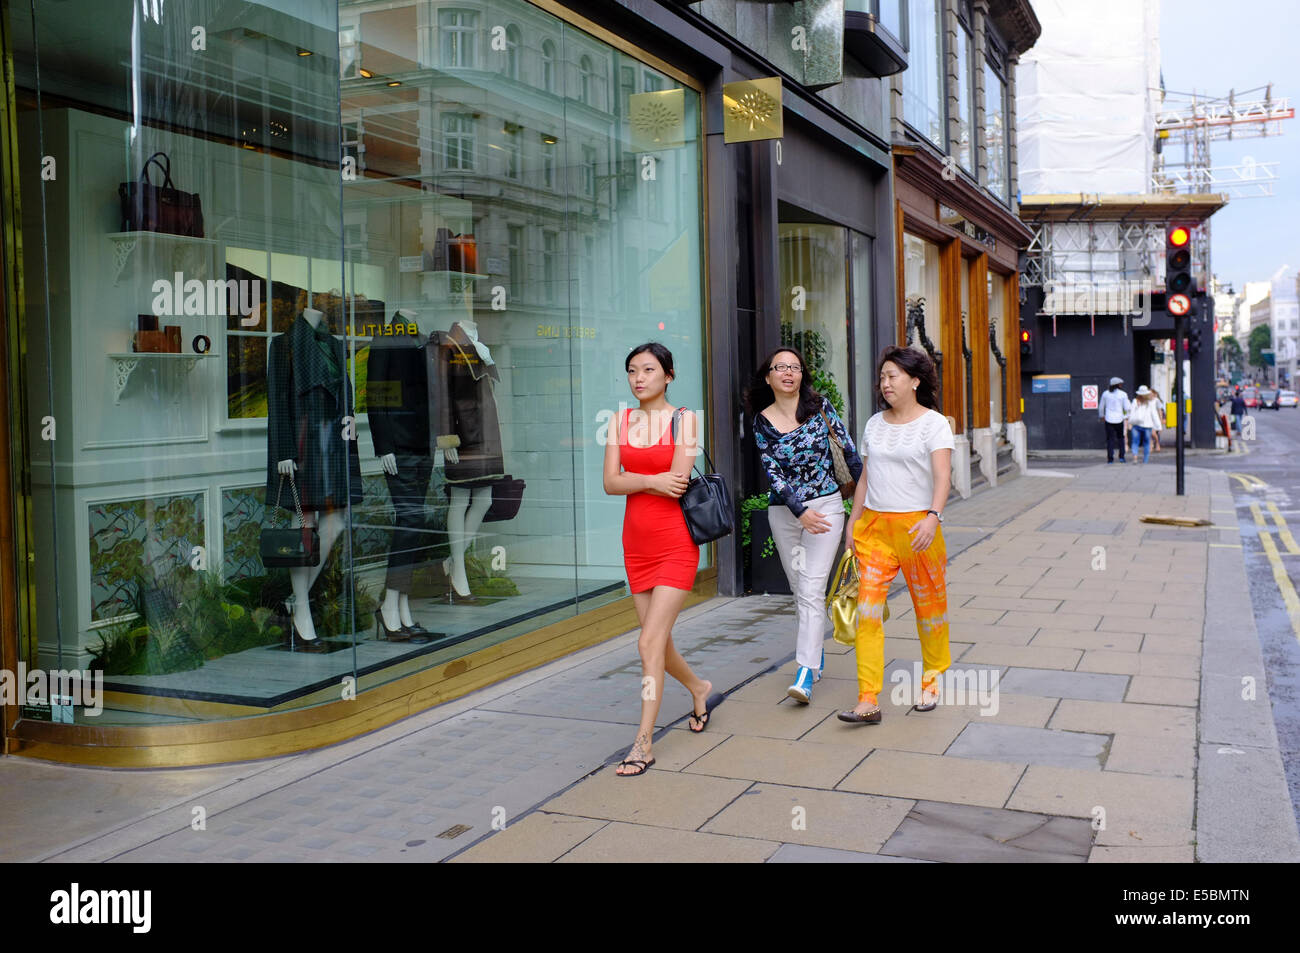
[265,315,363,513]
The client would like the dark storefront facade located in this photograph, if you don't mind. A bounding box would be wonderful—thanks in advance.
[0,0,899,764]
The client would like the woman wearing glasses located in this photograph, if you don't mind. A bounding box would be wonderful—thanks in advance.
[747,346,862,704]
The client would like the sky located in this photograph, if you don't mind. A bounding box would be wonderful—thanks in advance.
[1158,0,1300,292]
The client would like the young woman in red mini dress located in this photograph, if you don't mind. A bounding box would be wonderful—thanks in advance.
[603,343,713,777]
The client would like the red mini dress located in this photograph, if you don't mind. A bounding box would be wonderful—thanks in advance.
[619,408,700,593]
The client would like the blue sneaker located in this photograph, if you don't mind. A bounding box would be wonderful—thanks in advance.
[814,648,825,682]
[787,666,814,704]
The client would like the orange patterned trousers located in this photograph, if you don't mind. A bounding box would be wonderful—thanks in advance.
[852,509,951,698]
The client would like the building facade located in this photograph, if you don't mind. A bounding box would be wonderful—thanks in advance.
[889,0,1040,495]
[0,0,918,764]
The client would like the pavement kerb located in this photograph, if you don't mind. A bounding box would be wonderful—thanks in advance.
[1195,469,1300,862]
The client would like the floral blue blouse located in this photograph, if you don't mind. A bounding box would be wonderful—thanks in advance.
[753,397,864,516]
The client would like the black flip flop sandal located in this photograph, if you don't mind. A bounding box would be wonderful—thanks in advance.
[616,757,655,777]
[688,692,723,733]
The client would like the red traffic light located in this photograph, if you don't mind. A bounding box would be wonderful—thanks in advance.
[1168,293,1191,316]
[1168,225,1191,247]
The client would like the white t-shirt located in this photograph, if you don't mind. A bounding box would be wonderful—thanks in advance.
[861,409,955,513]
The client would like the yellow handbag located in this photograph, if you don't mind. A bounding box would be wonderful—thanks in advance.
[826,550,888,646]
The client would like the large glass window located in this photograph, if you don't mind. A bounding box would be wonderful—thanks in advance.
[955,21,975,170]
[6,0,707,731]
[984,59,1008,201]
[778,224,873,434]
[903,233,943,381]
[901,0,944,146]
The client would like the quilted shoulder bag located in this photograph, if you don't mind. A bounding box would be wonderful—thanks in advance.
[820,410,856,500]
[671,408,734,545]
[260,473,320,568]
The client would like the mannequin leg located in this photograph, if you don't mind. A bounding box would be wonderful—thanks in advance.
[380,588,403,630]
[446,484,494,597]
[288,509,347,642]
[446,486,472,596]
[397,592,415,628]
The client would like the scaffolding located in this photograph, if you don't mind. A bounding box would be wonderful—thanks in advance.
[1153,85,1293,199]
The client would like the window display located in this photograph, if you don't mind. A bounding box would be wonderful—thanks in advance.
[7,0,706,729]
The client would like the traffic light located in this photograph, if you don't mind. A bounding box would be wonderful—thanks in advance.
[1020,327,1032,356]
[1166,224,1194,317]
[1189,327,1203,354]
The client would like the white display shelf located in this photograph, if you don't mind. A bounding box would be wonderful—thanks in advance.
[106,231,218,284]
[108,351,219,404]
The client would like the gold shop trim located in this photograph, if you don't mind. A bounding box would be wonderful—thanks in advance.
[7,569,718,767]
[723,77,783,143]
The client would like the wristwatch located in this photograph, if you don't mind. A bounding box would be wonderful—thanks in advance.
[926,509,944,523]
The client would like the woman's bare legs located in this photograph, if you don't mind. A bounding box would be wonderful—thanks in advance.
[616,586,711,775]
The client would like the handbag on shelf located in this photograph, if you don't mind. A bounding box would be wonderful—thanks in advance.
[671,408,734,545]
[118,152,205,237]
[825,549,889,646]
[820,410,856,500]
[259,473,320,568]
[483,475,526,523]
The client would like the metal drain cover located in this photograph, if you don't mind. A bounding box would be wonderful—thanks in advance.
[436,824,473,839]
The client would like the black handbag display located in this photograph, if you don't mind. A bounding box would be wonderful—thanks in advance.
[118,152,205,237]
[671,408,734,545]
[483,475,526,522]
[260,473,320,568]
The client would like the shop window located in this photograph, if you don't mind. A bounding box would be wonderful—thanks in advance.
[988,271,1006,428]
[440,9,479,69]
[901,0,943,146]
[7,0,706,738]
[778,224,851,425]
[903,233,943,372]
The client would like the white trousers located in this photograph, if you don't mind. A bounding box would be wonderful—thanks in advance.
[768,492,846,671]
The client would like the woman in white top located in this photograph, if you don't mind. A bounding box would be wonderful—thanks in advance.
[1127,385,1162,464]
[837,346,954,725]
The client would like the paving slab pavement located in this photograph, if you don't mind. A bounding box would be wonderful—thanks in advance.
[5,466,1299,863]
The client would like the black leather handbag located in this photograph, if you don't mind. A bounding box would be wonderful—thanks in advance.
[118,152,205,237]
[671,409,734,545]
[483,475,526,522]
[260,474,320,568]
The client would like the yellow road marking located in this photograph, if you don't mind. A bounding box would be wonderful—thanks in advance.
[1259,530,1300,646]
[1264,501,1300,555]
[1228,472,1266,490]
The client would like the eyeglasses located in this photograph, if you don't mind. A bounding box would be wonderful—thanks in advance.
[770,363,802,374]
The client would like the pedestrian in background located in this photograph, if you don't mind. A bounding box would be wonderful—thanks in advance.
[1128,385,1161,463]
[747,346,863,705]
[838,345,953,726]
[1231,388,1247,434]
[1098,376,1131,463]
[603,343,713,777]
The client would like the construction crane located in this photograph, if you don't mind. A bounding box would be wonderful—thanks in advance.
[1153,84,1293,198]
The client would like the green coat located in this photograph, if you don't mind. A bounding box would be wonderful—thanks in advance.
[265,316,363,513]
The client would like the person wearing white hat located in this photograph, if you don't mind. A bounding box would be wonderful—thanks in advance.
[1128,384,1162,464]
[1098,376,1131,463]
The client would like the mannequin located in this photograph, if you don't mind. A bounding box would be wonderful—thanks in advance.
[370,307,433,643]
[267,306,363,647]
[431,315,504,599]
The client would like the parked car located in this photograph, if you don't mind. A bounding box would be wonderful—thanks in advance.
[1279,390,1299,408]
[1260,389,1281,410]
[1243,387,1260,408]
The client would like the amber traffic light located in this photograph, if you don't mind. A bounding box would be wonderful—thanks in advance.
[1166,224,1194,297]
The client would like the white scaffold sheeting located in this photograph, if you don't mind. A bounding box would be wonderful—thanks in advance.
[1017,0,1159,195]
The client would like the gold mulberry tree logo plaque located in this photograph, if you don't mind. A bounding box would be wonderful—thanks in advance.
[629,88,685,151]
[723,77,783,143]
